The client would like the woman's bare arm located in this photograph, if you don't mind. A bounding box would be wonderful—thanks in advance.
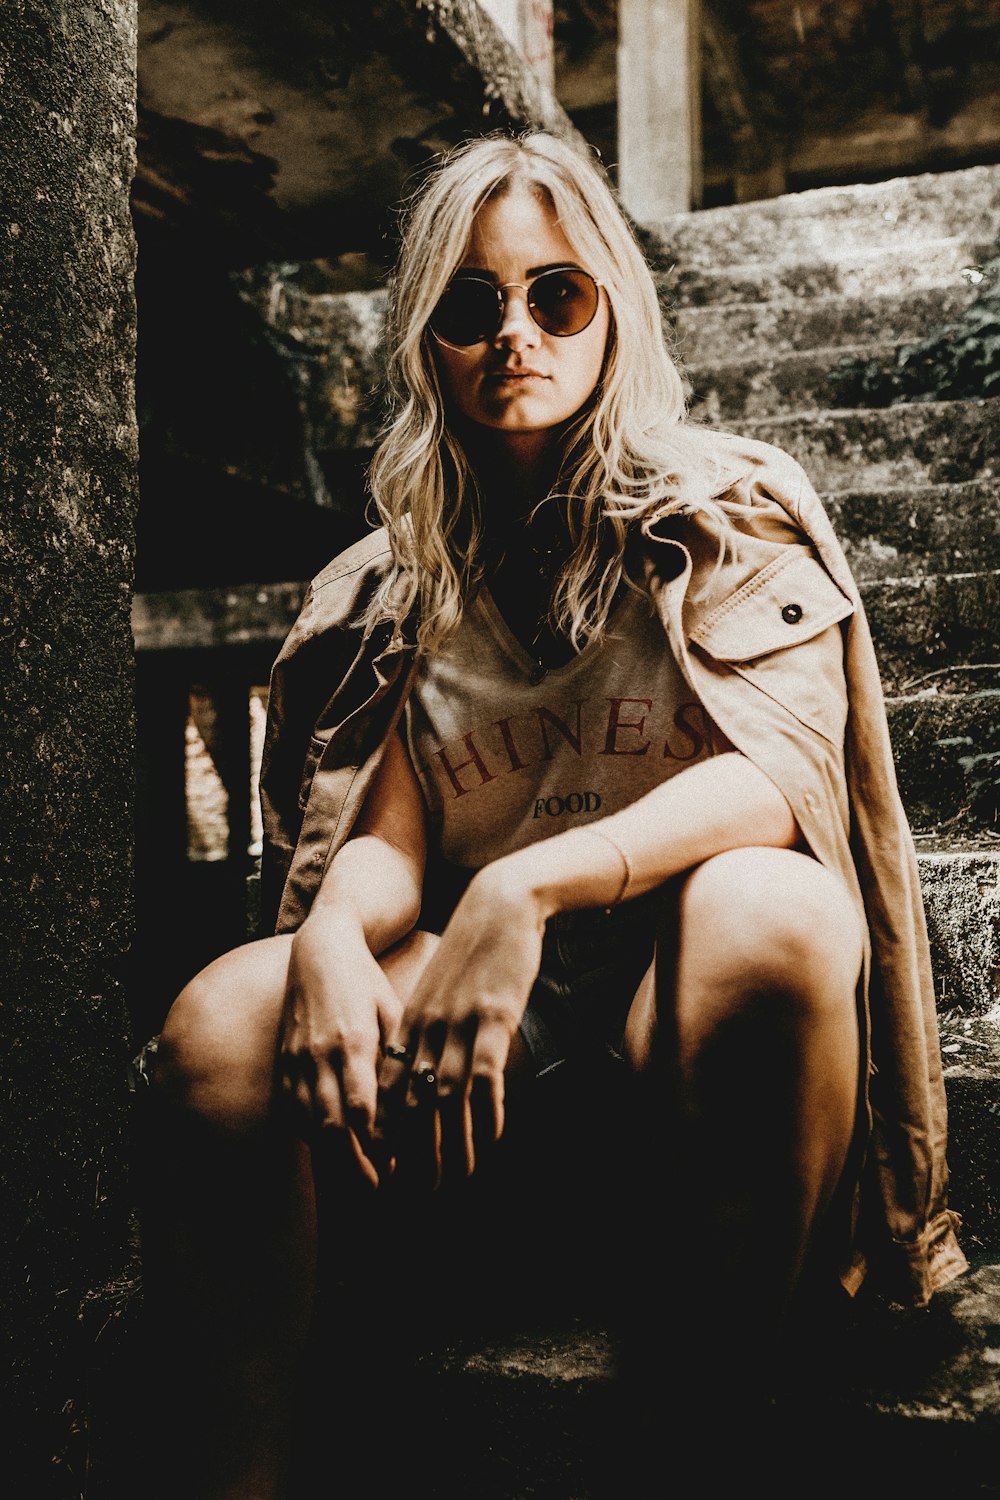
[306,725,428,945]
[483,750,800,919]
[279,727,429,1184]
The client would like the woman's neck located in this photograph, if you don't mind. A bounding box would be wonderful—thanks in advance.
[464,429,560,527]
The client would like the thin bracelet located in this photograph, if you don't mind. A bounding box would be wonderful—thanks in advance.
[582,824,634,907]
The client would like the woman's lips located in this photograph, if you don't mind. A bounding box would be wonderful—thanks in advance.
[487,369,547,384]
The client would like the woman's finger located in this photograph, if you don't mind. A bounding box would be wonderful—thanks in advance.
[435,1032,474,1183]
[376,1037,416,1094]
[385,1041,441,1192]
[311,1067,345,1131]
[338,1046,380,1151]
[292,1075,316,1131]
[311,1060,385,1188]
[469,1018,509,1150]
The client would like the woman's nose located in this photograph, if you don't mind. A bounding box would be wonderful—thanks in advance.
[493,286,540,349]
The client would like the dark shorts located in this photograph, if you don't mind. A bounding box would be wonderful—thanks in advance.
[518,889,663,1077]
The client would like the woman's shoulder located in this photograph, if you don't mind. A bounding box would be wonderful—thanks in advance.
[674,421,814,500]
[274,527,395,656]
[666,421,859,596]
[310,526,393,593]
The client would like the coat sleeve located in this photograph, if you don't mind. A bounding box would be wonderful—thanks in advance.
[258,532,396,934]
[757,444,967,1302]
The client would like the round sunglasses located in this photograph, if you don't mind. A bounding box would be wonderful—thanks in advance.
[429,266,602,347]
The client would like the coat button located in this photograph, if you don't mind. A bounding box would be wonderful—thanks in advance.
[781,602,803,623]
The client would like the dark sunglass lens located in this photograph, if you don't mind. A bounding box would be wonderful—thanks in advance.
[529,270,597,336]
[430,279,499,345]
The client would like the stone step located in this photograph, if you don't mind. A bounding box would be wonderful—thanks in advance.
[822,480,1000,581]
[672,282,977,364]
[295,1248,1000,1498]
[917,845,1000,1017]
[686,342,905,421]
[886,687,1000,834]
[744,397,1000,491]
[657,236,981,310]
[940,1017,1000,1253]
[860,572,1000,690]
[455,1260,1000,1494]
[643,161,1000,270]
[231,269,387,453]
[132,579,308,653]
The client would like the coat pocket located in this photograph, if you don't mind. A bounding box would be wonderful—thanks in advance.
[689,547,855,743]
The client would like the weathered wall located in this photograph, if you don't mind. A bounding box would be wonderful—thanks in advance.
[134,0,584,267]
[0,0,139,1490]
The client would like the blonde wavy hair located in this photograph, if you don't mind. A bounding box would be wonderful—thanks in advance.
[365,130,740,654]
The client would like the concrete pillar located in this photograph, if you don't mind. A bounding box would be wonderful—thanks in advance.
[0,0,139,1486]
[617,0,703,221]
[480,0,555,90]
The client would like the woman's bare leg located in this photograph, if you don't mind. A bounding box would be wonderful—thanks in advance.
[139,928,441,1500]
[622,845,863,1380]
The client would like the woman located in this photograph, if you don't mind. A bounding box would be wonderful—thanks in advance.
[143,132,966,1498]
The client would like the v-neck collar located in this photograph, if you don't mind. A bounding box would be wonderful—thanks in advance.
[476,584,635,686]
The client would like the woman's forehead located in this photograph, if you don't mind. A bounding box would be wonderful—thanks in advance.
[461,181,577,268]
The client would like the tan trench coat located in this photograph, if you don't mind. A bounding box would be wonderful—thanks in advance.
[259,428,968,1308]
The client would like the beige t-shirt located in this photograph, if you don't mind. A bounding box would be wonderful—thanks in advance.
[404,583,721,869]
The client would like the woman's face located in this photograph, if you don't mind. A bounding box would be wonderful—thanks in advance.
[430,182,610,450]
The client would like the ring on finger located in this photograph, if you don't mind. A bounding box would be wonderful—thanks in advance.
[385,1042,415,1065]
[412,1062,437,1093]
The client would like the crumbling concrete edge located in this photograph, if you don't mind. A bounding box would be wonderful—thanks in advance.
[918,849,1000,1017]
[417,0,591,153]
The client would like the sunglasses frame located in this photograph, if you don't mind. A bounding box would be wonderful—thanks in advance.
[429,265,604,349]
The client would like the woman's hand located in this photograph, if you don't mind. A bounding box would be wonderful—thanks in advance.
[279,907,404,1188]
[375,859,546,1190]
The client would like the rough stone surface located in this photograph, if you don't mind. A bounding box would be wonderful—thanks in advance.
[686,339,900,421]
[939,1019,1000,1250]
[661,236,979,309]
[232,266,390,466]
[919,851,1000,1016]
[673,281,978,363]
[645,161,1000,267]
[886,687,1000,831]
[860,572,1000,689]
[746,396,1000,491]
[135,0,586,266]
[823,480,1000,580]
[132,578,309,652]
[0,0,140,1489]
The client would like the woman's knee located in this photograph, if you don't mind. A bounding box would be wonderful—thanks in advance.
[675,847,863,1008]
[154,937,291,1135]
